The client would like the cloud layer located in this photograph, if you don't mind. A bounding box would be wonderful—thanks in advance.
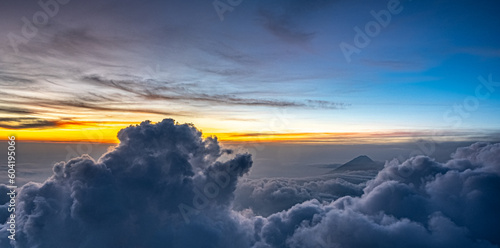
[234,175,365,217]
[281,143,500,248]
[1,120,499,247]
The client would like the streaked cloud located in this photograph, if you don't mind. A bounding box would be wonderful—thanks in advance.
[0,117,59,129]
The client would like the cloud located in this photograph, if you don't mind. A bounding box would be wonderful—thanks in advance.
[0,90,189,119]
[0,119,254,247]
[44,99,187,117]
[48,27,115,56]
[234,177,363,216]
[255,0,338,45]
[281,143,500,248]
[83,75,348,109]
[202,41,258,66]
[1,120,499,247]
[0,117,59,129]
[257,8,315,45]
[0,117,125,130]
[0,106,33,115]
[0,75,35,86]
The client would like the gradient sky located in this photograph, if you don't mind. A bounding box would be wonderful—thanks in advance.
[1,0,500,143]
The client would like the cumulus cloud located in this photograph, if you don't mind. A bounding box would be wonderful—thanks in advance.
[282,143,500,248]
[1,120,499,248]
[234,177,363,216]
[0,119,254,248]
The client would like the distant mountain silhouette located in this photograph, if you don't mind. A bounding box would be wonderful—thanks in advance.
[331,155,384,172]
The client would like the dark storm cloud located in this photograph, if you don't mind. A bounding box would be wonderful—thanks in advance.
[1,120,499,247]
[0,119,254,247]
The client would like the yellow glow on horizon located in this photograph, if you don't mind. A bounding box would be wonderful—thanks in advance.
[0,126,425,145]
[0,120,465,145]
[210,132,419,144]
[0,126,121,144]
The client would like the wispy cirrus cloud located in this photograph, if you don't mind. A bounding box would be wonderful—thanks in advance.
[217,130,500,143]
[255,0,339,45]
[0,117,118,129]
[0,117,60,129]
[82,74,348,109]
[0,106,34,114]
[0,74,35,85]
[257,8,316,45]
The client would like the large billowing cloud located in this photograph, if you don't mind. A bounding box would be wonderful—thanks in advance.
[1,120,499,248]
[0,119,254,248]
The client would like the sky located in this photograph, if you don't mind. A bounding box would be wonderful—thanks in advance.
[1,0,500,144]
[2,1,500,247]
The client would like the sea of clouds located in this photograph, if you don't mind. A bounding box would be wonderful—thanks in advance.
[1,119,499,248]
